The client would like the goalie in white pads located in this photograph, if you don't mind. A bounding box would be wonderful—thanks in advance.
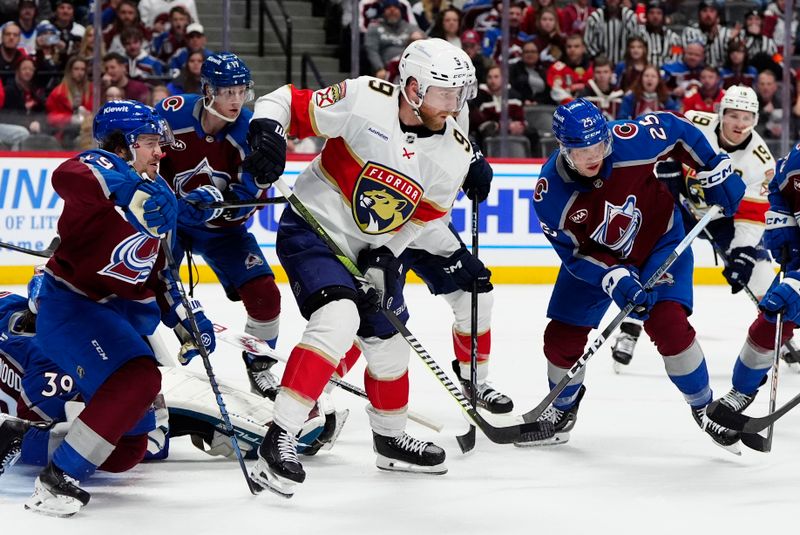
[243,38,476,497]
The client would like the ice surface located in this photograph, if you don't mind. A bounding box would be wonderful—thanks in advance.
[1,283,797,534]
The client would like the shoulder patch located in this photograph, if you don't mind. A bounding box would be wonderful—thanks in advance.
[162,95,185,112]
[315,82,347,109]
[612,123,638,139]
[533,177,548,202]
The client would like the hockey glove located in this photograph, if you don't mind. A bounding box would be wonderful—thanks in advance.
[462,142,493,202]
[164,298,216,364]
[602,266,657,321]
[696,154,745,217]
[440,245,493,293]
[127,178,179,238]
[242,118,287,188]
[177,185,225,226]
[220,183,259,222]
[760,272,800,323]
[764,210,800,270]
[356,246,403,313]
[721,246,765,294]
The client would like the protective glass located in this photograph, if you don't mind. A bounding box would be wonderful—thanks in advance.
[423,82,477,113]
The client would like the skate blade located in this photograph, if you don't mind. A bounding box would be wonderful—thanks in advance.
[710,438,741,456]
[376,454,447,474]
[250,464,298,499]
[321,409,349,452]
[0,449,22,476]
[24,489,83,518]
[514,431,570,447]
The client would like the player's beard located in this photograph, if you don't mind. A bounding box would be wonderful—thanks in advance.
[417,107,449,131]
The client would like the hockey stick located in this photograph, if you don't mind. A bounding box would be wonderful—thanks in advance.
[706,390,800,434]
[193,196,288,210]
[160,235,259,495]
[456,197,479,453]
[520,205,723,424]
[0,236,60,258]
[272,178,553,447]
[211,323,443,432]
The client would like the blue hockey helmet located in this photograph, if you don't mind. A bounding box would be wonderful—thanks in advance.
[93,100,174,150]
[552,98,612,172]
[201,52,254,106]
[27,265,45,314]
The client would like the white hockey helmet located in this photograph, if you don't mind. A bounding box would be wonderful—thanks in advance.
[719,85,759,126]
[399,38,477,113]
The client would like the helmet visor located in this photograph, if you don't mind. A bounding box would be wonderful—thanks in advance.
[212,82,255,104]
[133,118,175,148]
[423,82,476,113]
[561,137,613,169]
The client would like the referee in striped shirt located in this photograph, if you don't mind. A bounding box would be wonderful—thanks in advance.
[682,1,737,67]
[584,0,639,64]
[638,1,681,67]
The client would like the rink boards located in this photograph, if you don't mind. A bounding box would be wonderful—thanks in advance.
[0,153,729,284]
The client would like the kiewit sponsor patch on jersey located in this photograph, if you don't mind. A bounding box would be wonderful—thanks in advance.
[352,162,422,234]
[315,82,347,108]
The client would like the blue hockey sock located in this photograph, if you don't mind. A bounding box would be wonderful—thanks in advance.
[732,358,770,396]
[662,339,712,408]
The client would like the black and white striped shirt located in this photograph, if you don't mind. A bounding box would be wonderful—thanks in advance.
[682,25,738,67]
[638,26,682,67]
[584,6,639,64]
[745,33,778,58]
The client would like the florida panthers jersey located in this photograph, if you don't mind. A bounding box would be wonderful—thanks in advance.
[45,151,167,330]
[683,110,775,249]
[534,111,723,288]
[157,94,261,229]
[252,77,472,259]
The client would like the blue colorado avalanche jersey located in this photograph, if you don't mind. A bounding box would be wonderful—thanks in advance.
[534,111,723,287]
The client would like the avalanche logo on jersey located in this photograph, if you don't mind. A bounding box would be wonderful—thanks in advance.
[173,157,232,197]
[99,233,160,284]
[352,162,422,234]
[589,195,642,258]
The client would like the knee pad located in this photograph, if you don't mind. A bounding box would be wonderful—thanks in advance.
[361,333,410,379]
[238,275,281,321]
[300,299,360,359]
[98,434,148,473]
[442,290,493,333]
[300,285,359,320]
[543,320,591,368]
[644,301,696,356]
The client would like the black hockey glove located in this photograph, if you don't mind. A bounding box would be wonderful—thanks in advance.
[356,246,403,313]
[440,246,493,293]
[242,118,287,188]
[721,246,762,295]
[462,141,493,202]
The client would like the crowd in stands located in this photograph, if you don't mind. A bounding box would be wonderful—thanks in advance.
[0,0,205,150]
[324,0,800,157]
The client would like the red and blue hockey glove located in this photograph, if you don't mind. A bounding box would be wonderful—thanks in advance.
[357,246,403,312]
[439,245,493,293]
[126,178,179,237]
[462,142,493,202]
[178,185,225,226]
[602,266,657,321]
[760,272,800,323]
[242,118,287,188]
[696,154,745,217]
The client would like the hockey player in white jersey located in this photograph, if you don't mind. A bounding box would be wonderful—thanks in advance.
[610,86,777,370]
[241,38,476,497]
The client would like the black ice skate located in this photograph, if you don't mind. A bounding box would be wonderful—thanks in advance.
[373,432,447,474]
[611,322,641,373]
[243,352,280,400]
[25,462,90,517]
[692,405,741,456]
[515,385,586,447]
[0,414,29,477]
[300,409,350,456]
[250,424,305,498]
[718,388,758,414]
[452,360,514,414]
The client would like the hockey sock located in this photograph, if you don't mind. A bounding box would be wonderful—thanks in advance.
[452,329,490,382]
[661,339,712,407]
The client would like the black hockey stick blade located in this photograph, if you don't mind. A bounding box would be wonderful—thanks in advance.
[740,431,770,453]
[456,426,476,453]
[706,393,800,434]
[0,236,60,258]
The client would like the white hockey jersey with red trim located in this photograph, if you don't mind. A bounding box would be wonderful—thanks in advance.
[684,110,775,248]
[252,76,472,259]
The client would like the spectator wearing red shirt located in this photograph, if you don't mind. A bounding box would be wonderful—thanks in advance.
[520,0,556,35]
[45,55,93,144]
[547,33,593,104]
[558,0,594,37]
[682,65,724,113]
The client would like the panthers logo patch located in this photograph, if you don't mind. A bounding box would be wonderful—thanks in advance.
[352,162,422,234]
[315,82,347,108]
